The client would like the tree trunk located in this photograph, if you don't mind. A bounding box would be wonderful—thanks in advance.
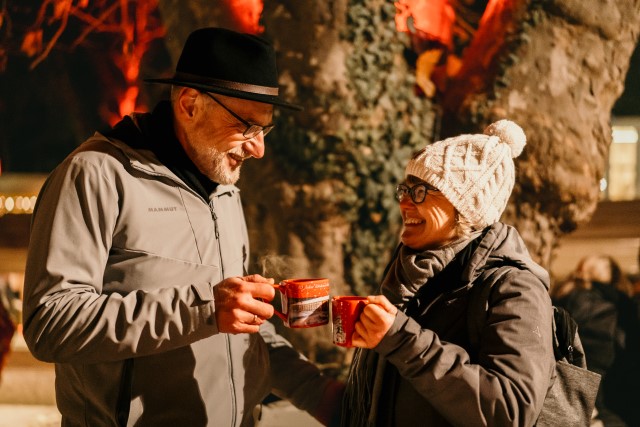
[157,0,434,365]
[441,0,640,269]
[244,0,435,361]
[155,0,640,365]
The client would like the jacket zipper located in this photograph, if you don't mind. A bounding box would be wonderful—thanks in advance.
[225,334,237,426]
[210,207,220,240]
[209,200,237,426]
[116,141,241,424]
[419,293,445,316]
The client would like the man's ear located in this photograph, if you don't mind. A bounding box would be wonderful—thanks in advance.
[176,87,199,119]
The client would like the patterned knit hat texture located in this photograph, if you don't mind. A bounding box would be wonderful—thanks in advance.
[405,119,526,229]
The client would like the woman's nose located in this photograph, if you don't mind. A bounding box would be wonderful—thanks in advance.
[398,195,415,207]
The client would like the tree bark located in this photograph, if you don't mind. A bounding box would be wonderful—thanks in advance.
[155,0,640,364]
[243,0,435,361]
[441,0,640,268]
[157,0,434,364]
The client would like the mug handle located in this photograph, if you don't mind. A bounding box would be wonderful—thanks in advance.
[271,283,287,321]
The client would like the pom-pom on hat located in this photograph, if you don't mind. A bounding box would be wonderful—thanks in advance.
[405,119,526,229]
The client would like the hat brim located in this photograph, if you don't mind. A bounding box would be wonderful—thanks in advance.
[144,78,303,111]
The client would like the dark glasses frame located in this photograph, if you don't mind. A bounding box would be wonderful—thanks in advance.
[203,92,275,140]
[395,182,439,204]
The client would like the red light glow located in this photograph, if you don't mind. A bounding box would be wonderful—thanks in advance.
[395,0,455,48]
[225,0,264,35]
[119,86,140,120]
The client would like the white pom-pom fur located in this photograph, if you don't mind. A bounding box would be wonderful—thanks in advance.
[484,120,526,158]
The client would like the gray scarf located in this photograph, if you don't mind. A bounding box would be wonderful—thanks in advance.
[341,237,476,427]
[380,240,471,306]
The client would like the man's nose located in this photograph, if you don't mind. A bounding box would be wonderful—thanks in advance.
[243,134,265,159]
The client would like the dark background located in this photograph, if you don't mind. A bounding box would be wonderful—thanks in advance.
[1,32,639,175]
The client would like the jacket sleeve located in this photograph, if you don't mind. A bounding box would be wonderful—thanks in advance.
[260,321,344,422]
[22,155,219,364]
[375,268,555,427]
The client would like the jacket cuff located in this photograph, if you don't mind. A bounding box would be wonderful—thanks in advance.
[375,310,434,359]
[375,311,409,356]
[191,281,214,302]
[190,282,217,329]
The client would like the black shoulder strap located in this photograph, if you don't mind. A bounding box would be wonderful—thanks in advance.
[552,306,577,363]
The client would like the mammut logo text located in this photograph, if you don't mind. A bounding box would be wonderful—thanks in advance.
[148,207,178,212]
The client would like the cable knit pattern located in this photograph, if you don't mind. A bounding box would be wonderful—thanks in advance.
[405,120,526,229]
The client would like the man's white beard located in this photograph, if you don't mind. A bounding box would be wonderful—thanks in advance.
[209,149,241,185]
[188,141,242,185]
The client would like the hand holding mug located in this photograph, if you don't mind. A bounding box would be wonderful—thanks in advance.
[213,274,276,334]
[351,295,398,348]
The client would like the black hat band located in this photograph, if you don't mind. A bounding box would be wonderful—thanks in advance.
[173,72,279,96]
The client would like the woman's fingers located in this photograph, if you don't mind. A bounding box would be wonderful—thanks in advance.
[351,330,365,348]
[366,295,397,314]
[352,300,398,349]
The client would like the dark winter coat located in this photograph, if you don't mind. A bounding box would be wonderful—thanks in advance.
[555,281,640,426]
[344,222,555,427]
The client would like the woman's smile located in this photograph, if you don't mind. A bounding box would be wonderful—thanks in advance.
[403,217,425,225]
[399,190,458,250]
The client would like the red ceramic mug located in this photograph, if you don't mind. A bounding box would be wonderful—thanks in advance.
[272,278,330,328]
[331,296,368,347]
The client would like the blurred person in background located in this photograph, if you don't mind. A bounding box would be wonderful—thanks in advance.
[552,254,640,427]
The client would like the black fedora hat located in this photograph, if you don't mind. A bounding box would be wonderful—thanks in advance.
[145,27,302,111]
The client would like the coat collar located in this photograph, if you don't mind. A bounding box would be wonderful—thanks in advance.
[101,101,230,201]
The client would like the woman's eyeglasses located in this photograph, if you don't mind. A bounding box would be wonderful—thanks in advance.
[395,183,439,204]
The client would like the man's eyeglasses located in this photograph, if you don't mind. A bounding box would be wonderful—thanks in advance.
[395,183,439,204]
[203,92,275,140]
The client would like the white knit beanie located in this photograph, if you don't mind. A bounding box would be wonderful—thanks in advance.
[405,119,526,229]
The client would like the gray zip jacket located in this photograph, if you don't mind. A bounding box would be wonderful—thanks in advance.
[22,127,333,426]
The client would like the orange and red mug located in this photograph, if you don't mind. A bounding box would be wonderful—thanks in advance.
[272,278,330,328]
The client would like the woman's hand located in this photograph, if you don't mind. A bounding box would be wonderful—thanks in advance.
[351,295,398,349]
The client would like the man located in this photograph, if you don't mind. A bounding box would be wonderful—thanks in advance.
[23,27,342,426]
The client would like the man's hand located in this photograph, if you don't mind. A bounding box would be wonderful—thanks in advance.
[351,295,398,349]
[213,274,276,333]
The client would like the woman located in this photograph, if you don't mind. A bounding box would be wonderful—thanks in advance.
[343,120,555,426]
[552,255,639,427]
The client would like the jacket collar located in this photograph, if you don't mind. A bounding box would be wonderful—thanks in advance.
[463,222,550,291]
[103,101,221,200]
